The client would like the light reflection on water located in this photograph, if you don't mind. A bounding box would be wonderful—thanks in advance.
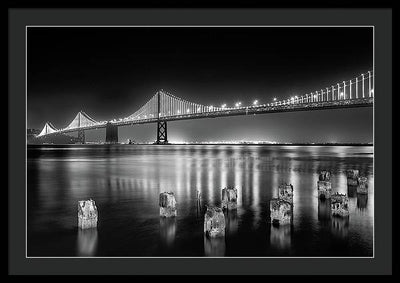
[77,228,98,257]
[28,145,373,257]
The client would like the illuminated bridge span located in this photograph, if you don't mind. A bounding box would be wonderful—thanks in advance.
[37,71,374,144]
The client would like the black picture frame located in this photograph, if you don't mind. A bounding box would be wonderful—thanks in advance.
[8,3,393,276]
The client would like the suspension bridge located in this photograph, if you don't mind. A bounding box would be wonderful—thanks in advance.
[36,71,374,144]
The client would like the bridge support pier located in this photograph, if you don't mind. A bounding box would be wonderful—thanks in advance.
[77,129,85,144]
[105,122,118,144]
[155,121,169,144]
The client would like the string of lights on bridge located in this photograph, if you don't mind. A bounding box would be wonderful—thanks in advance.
[109,70,374,121]
[37,70,374,137]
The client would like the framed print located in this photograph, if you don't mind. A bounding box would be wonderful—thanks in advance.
[8,5,393,276]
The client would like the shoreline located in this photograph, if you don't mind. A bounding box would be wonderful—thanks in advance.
[27,143,373,147]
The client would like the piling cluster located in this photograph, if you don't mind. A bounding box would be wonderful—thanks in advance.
[346,170,369,210]
[315,169,369,223]
[316,170,350,218]
[347,169,368,194]
[72,167,369,255]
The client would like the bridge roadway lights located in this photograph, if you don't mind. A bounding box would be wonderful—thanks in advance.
[105,122,119,144]
[155,121,169,144]
[77,129,85,144]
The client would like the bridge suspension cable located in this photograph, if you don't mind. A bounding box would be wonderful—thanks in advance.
[36,70,374,138]
[271,70,374,107]
[126,90,223,121]
[64,111,99,130]
[37,122,58,137]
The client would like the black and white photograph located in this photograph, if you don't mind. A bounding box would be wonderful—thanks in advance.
[26,26,375,258]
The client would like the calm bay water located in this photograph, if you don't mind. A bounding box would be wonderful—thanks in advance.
[27,145,373,257]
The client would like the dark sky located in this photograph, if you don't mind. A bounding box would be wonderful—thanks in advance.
[27,27,373,143]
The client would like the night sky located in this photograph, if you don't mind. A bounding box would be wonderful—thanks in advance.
[27,27,373,143]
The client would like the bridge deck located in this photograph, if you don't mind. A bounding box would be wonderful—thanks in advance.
[48,97,373,136]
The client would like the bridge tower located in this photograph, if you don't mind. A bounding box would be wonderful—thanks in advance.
[77,129,85,144]
[77,112,85,144]
[155,90,169,144]
[105,122,118,144]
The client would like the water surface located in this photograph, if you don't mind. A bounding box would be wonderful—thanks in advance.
[27,145,374,257]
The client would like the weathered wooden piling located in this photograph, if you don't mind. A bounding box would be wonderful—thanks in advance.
[270,199,292,226]
[159,192,177,217]
[278,183,294,204]
[78,199,98,229]
[204,206,226,238]
[346,169,359,186]
[356,176,368,194]
[331,193,349,217]
[317,170,332,199]
[221,187,238,210]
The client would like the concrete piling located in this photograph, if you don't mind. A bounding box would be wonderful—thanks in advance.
[356,176,368,194]
[278,183,294,204]
[221,187,238,210]
[346,169,359,186]
[78,199,98,229]
[330,193,349,218]
[270,199,292,226]
[204,206,226,238]
[159,192,177,217]
[317,170,332,199]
